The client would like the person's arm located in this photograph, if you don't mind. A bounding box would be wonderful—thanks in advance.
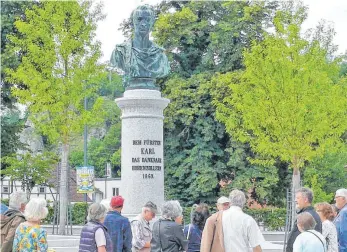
[248,218,265,252]
[131,220,147,249]
[200,216,215,252]
[5,216,25,252]
[37,229,48,251]
[94,228,107,252]
[123,220,133,252]
[253,245,262,252]
[174,223,188,252]
[97,246,106,252]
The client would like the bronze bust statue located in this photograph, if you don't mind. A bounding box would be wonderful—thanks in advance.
[110,5,170,90]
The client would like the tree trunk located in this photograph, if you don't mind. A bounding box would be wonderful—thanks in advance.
[58,143,69,235]
[290,167,301,229]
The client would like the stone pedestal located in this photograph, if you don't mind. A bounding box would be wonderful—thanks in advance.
[115,90,170,215]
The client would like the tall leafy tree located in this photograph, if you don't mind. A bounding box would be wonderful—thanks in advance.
[214,8,347,199]
[150,1,283,205]
[1,1,35,166]
[6,0,105,234]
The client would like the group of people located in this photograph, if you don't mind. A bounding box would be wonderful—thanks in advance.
[0,187,346,252]
[285,188,347,252]
[0,191,49,251]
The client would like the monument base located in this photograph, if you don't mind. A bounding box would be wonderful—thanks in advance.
[115,89,170,215]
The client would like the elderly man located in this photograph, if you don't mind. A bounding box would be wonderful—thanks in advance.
[131,201,157,252]
[103,196,132,252]
[222,189,265,252]
[0,191,27,252]
[200,196,230,252]
[286,187,322,252]
[334,188,347,252]
[293,212,326,252]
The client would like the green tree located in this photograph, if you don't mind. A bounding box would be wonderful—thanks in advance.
[303,146,347,203]
[150,1,285,205]
[2,151,58,198]
[6,0,105,234]
[214,9,347,199]
[1,1,35,167]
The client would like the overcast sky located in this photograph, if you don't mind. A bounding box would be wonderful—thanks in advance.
[95,0,347,63]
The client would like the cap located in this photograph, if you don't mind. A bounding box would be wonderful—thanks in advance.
[111,196,124,208]
[144,201,158,213]
[217,196,230,204]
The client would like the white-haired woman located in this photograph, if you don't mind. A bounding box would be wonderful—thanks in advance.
[151,200,188,252]
[79,203,112,252]
[12,198,48,251]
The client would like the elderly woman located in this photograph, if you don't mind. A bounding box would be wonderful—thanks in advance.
[293,212,327,252]
[151,200,188,252]
[315,202,338,252]
[183,203,210,252]
[79,203,112,252]
[12,198,48,251]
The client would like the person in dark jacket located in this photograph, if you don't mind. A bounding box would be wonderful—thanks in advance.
[79,203,112,252]
[0,191,27,252]
[183,203,210,252]
[286,187,322,252]
[103,196,132,252]
[151,200,188,252]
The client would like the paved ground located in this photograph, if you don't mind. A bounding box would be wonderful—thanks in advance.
[47,234,284,252]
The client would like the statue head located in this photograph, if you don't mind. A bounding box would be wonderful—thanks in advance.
[131,5,155,37]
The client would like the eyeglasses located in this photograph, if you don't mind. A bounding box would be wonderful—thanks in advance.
[335,196,343,200]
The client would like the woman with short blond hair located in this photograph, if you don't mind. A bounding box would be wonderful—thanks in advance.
[315,202,338,252]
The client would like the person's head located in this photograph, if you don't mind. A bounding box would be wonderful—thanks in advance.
[110,196,124,212]
[297,212,316,232]
[229,189,246,209]
[314,202,334,221]
[161,200,183,224]
[295,187,313,210]
[335,188,347,210]
[87,203,108,223]
[131,5,155,37]
[9,191,27,212]
[191,203,210,230]
[24,198,48,222]
[100,198,111,211]
[216,196,230,211]
[142,201,158,222]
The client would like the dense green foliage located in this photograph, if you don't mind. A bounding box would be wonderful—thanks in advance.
[149,1,290,206]
[303,146,347,203]
[1,1,35,169]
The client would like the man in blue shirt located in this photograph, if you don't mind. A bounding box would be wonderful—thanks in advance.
[104,196,132,252]
[334,188,347,252]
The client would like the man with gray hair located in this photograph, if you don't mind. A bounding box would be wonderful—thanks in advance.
[333,188,347,252]
[286,187,322,252]
[131,201,157,252]
[222,189,265,252]
[0,191,27,252]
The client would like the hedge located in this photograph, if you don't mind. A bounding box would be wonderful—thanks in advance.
[183,205,286,231]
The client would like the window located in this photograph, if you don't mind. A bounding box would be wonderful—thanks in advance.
[112,188,119,196]
[3,186,9,193]
[39,187,45,193]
